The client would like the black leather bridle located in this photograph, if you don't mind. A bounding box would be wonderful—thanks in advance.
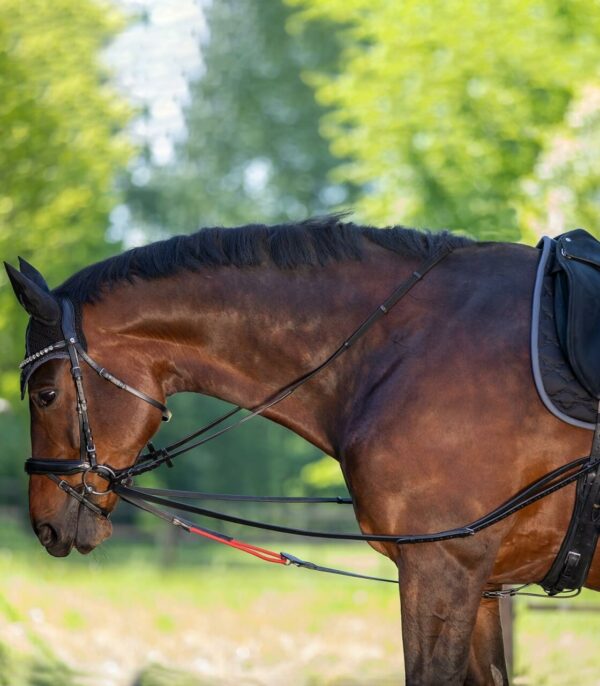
[23,299,171,516]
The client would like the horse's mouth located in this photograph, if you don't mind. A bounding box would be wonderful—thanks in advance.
[43,537,100,557]
[74,505,113,554]
[37,504,113,556]
[74,540,98,555]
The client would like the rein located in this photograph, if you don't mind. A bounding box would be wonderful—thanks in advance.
[113,455,599,595]
[20,243,597,595]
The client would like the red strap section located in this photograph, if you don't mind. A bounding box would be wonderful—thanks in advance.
[188,525,287,564]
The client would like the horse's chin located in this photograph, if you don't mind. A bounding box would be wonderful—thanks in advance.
[74,507,113,554]
[35,497,114,556]
[45,538,75,557]
[74,541,98,555]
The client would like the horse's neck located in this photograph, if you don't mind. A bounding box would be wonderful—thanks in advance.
[86,249,419,452]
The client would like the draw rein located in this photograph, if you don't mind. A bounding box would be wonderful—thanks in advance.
[21,245,600,594]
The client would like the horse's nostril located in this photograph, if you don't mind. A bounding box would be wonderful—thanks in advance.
[36,524,57,548]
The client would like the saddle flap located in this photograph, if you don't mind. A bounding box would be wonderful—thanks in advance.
[554,229,600,399]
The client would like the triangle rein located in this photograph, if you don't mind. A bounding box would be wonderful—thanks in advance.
[113,454,598,595]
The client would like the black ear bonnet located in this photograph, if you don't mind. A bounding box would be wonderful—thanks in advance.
[20,300,87,398]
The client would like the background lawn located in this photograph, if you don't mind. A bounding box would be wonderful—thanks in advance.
[1,515,599,686]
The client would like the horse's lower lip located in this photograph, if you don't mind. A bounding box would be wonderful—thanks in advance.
[74,504,113,554]
[74,541,96,555]
[45,539,74,557]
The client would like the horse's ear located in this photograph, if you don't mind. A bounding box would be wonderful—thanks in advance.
[4,262,61,325]
[18,256,51,292]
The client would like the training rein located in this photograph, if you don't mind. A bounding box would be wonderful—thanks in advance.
[21,244,600,596]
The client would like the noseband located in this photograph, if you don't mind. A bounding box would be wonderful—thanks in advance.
[23,298,171,517]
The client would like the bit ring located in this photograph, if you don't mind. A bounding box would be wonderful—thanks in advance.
[81,464,116,496]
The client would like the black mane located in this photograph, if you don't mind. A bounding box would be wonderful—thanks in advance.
[54,217,473,304]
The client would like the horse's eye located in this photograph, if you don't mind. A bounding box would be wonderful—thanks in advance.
[36,390,57,408]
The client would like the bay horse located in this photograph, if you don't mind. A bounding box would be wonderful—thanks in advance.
[5,217,600,685]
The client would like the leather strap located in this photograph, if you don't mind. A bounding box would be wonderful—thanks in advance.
[46,474,107,518]
[25,459,89,476]
[62,299,97,468]
[116,245,454,482]
[76,345,171,421]
[119,487,400,584]
[126,486,353,504]
[113,451,599,544]
[541,403,600,594]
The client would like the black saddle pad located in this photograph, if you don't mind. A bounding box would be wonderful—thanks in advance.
[531,236,597,429]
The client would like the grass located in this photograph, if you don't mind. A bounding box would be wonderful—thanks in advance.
[515,603,600,686]
[1,516,600,685]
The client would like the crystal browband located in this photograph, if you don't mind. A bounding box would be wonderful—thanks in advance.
[19,340,67,369]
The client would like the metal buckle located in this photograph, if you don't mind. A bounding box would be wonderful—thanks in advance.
[81,464,116,496]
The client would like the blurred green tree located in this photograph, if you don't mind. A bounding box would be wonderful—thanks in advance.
[0,0,132,478]
[126,0,354,233]
[520,83,600,243]
[289,0,600,241]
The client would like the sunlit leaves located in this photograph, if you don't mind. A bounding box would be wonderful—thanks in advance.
[289,0,600,241]
[0,0,132,409]
[520,84,600,242]
[126,0,354,234]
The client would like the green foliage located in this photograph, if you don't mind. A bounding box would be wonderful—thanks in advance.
[289,0,600,241]
[0,0,132,406]
[126,0,354,234]
[301,454,346,490]
[26,657,81,686]
[520,83,600,243]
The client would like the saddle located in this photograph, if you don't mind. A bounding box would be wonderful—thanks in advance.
[532,229,600,595]
[532,230,600,428]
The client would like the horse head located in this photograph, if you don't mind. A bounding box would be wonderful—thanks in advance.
[5,259,167,556]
